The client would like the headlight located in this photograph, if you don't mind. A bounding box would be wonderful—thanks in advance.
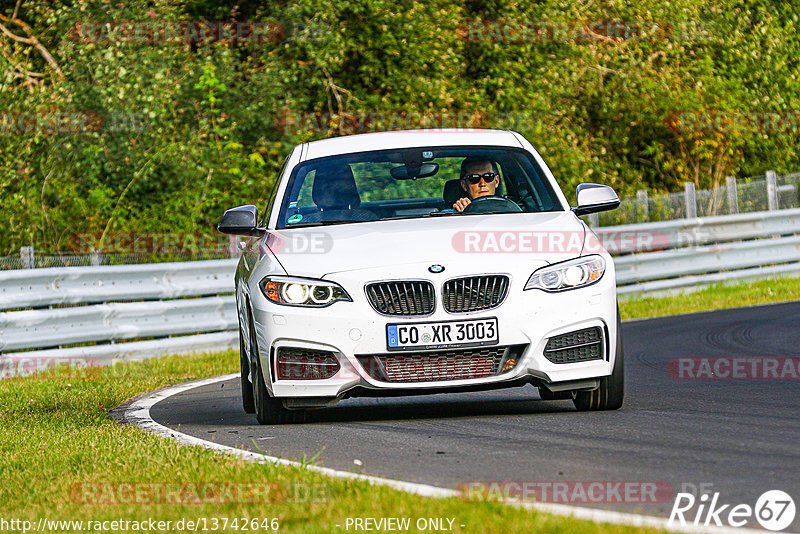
[259,276,352,307]
[524,255,605,292]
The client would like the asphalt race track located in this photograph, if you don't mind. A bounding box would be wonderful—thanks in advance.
[145,302,800,529]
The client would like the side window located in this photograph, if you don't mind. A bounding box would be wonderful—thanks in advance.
[296,170,316,207]
[494,161,505,196]
[262,155,290,226]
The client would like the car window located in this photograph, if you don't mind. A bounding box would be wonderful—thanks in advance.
[296,169,316,207]
[351,160,457,201]
[276,146,562,228]
[261,155,290,226]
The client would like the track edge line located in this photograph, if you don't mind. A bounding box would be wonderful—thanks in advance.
[116,374,769,534]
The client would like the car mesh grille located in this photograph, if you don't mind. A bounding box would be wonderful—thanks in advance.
[544,327,604,364]
[365,281,435,316]
[357,345,525,383]
[275,347,340,380]
[442,275,509,313]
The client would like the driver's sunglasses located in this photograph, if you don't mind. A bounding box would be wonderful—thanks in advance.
[463,172,498,185]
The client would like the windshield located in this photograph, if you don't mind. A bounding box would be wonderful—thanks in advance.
[275,146,563,229]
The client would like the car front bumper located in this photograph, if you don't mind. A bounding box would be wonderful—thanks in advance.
[249,270,618,401]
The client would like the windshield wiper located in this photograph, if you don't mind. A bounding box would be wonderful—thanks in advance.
[284,219,357,228]
[379,211,457,221]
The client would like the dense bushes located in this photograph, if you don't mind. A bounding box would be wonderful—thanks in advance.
[1,0,799,253]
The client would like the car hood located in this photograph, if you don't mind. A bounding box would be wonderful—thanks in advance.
[263,211,590,279]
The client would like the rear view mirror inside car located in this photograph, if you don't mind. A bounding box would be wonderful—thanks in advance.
[390,162,439,180]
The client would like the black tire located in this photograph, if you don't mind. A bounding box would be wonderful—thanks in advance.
[239,326,255,414]
[249,319,306,425]
[573,309,625,411]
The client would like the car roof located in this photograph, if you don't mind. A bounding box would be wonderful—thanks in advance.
[302,129,524,161]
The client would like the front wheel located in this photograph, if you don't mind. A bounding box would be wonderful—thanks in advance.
[252,357,306,424]
[573,311,624,411]
[239,326,255,414]
[249,320,306,424]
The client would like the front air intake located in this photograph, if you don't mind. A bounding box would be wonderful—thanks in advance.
[356,345,525,383]
[275,347,340,380]
[543,327,605,364]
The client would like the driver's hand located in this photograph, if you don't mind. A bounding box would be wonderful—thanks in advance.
[453,197,472,212]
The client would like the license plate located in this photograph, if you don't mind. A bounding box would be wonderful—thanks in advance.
[386,318,499,351]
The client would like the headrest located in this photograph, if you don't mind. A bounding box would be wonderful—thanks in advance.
[443,179,468,206]
[312,163,361,209]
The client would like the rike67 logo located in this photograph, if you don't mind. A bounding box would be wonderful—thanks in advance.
[669,490,796,531]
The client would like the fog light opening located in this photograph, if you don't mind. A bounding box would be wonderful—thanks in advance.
[275,348,340,380]
[502,358,518,372]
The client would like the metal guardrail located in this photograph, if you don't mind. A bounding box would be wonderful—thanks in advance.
[605,209,800,295]
[3,208,800,376]
[0,259,240,377]
[0,296,236,352]
[595,207,800,254]
[1,332,238,378]
[616,262,800,295]
[593,170,800,226]
[615,235,800,284]
[0,259,237,310]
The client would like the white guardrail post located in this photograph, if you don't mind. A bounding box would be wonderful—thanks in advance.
[684,182,697,219]
[726,176,738,214]
[766,170,778,211]
[20,246,34,269]
[637,190,649,221]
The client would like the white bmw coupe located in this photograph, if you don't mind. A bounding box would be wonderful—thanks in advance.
[218,129,623,424]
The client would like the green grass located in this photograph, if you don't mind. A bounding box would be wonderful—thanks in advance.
[6,276,797,532]
[619,275,800,321]
[0,353,664,533]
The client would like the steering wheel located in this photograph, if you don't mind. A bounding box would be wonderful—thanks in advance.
[462,195,523,214]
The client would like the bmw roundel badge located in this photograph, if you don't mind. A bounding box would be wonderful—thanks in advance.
[428,264,445,273]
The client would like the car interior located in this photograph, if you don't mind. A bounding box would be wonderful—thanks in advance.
[277,148,561,227]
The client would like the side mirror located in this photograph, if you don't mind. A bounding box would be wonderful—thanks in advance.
[572,183,620,216]
[217,205,265,236]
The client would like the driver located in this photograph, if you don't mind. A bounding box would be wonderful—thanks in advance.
[453,157,501,212]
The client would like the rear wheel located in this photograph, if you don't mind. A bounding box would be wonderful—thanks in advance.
[239,326,255,414]
[573,309,624,411]
[249,319,306,425]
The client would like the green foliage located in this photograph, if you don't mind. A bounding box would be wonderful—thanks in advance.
[1,0,799,254]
